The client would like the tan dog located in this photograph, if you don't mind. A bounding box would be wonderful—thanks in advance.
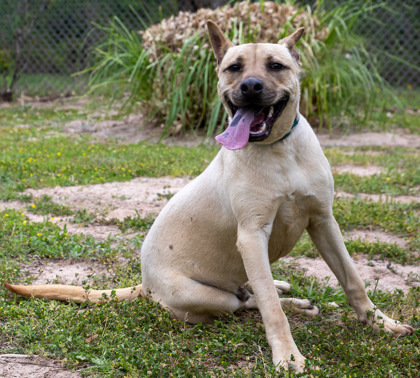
[5,21,413,373]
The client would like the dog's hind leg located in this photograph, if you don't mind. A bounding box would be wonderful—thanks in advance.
[243,280,291,295]
[156,277,258,324]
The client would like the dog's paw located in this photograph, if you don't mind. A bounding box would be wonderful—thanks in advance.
[374,319,414,336]
[296,299,320,317]
[391,323,414,336]
[273,280,291,294]
[280,298,320,317]
[275,355,306,374]
[369,310,414,336]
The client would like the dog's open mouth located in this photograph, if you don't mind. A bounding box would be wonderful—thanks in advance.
[215,96,289,150]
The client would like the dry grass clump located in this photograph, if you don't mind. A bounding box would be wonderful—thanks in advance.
[141,1,328,61]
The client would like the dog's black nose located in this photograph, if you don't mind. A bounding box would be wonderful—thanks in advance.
[240,77,264,98]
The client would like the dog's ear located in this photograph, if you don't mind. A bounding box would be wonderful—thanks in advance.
[278,27,305,50]
[207,20,234,65]
[278,27,304,65]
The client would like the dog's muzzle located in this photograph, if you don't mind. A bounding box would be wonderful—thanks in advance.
[215,95,290,150]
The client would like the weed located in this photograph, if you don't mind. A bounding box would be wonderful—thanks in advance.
[26,195,74,216]
[106,212,156,234]
[0,210,128,271]
[70,209,96,225]
[156,191,175,201]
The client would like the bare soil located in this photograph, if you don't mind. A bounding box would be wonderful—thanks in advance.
[332,165,384,176]
[0,355,81,378]
[24,176,190,220]
[335,191,420,205]
[23,258,108,286]
[283,255,419,293]
[63,112,209,147]
[345,230,408,248]
[316,130,420,147]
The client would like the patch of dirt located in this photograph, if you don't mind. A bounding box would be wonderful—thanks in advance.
[0,355,81,378]
[0,201,25,212]
[64,113,155,144]
[4,177,190,241]
[64,113,209,147]
[335,191,420,204]
[25,176,191,219]
[1,177,191,241]
[333,165,384,176]
[316,130,420,147]
[57,221,123,240]
[344,230,408,248]
[24,259,108,285]
[0,95,88,110]
[283,255,418,293]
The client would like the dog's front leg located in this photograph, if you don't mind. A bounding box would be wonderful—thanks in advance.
[237,225,306,372]
[307,215,414,336]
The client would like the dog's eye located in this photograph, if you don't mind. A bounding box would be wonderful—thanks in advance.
[227,64,241,72]
[269,63,285,70]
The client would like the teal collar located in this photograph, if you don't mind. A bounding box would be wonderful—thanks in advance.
[277,114,300,143]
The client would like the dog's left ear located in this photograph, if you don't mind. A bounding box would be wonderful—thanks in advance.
[207,20,234,65]
[278,27,305,64]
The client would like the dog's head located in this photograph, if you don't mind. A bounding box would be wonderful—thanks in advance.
[207,20,304,150]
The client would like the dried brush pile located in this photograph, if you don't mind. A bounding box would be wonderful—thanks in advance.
[141,1,327,61]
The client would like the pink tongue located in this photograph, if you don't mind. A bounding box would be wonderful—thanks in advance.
[215,107,264,150]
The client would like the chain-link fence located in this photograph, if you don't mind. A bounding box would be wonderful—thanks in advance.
[0,0,418,100]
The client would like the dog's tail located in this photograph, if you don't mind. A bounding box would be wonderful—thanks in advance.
[4,282,144,303]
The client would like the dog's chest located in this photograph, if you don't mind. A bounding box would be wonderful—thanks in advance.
[266,196,311,262]
[266,170,327,261]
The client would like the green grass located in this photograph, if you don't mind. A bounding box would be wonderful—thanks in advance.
[334,172,419,196]
[324,146,420,195]
[292,231,417,265]
[105,212,156,234]
[26,194,74,216]
[0,101,419,376]
[0,210,141,269]
[10,73,86,97]
[0,104,86,126]
[1,262,418,376]
[0,125,217,199]
[333,197,418,237]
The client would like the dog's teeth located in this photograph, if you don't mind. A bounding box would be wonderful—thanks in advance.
[268,106,274,118]
[262,122,267,131]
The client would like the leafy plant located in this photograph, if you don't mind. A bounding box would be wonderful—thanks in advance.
[299,0,396,128]
[86,0,395,134]
[26,194,74,216]
[106,211,156,233]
